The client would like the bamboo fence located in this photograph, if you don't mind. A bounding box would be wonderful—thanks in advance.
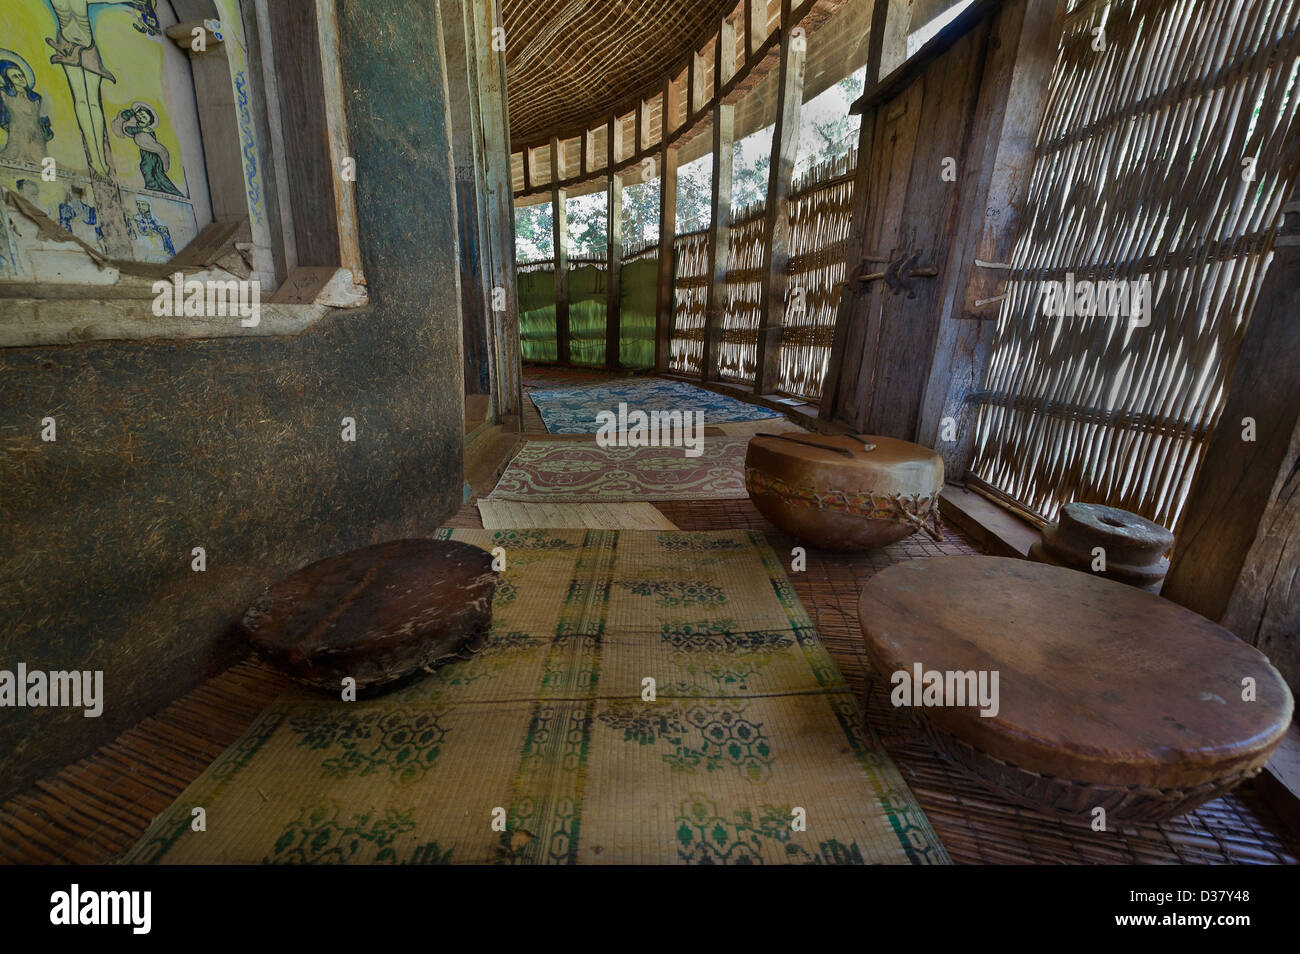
[667,147,858,390]
[717,201,769,382]
[969,0,1300,530]
[776,147,858,400]
[669,230,710,375]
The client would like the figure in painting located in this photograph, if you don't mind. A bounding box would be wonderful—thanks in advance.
[0,52,54,165]
[112,100,183,195]
[40,0,161,178]
[59,185,102,242]
[129,197,173,256]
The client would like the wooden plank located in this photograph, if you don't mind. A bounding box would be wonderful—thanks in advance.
[314,0,363,280]
[754,0,806,394]
[687,52,698,123]
[915,0,1065,479]
[654,123,680,373]
[866,0,914,84]
[605,135,623,369]
[265,0,340,267]
[702,19,738,383]
[862,26,988,438]
[441,0,492,398]
[469,0,522,420]
[819,100,876,422]
[249,0,297,283]
[854,0,1001,113]
[551,135,570,365]
[1165,189,1300,693]
[825,17,991,438]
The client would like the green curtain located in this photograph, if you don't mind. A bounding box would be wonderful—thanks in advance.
[516,259,657,370]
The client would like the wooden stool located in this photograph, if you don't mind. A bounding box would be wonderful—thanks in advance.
[240,539,496,694]
[1030,502,1173,592]
[858,556,1293,822]
[744,433,943,550]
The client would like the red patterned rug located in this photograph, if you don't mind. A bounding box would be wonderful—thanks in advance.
[486,437,750,501]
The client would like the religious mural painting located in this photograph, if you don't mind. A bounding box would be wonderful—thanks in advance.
[0,0,211,266]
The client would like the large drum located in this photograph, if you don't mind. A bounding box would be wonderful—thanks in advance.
[744,433,944,550]
[859,557,1294,822]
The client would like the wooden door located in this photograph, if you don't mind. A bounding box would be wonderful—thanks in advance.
[822,8,995,439]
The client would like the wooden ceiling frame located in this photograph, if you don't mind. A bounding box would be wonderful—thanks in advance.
[510,0,842,201]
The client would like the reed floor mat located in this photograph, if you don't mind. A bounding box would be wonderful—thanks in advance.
[122,530,947,865]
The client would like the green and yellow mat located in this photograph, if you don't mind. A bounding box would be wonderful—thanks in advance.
[123,530,948,865]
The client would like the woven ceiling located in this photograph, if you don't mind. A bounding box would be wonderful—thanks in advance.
[502,0,741,146]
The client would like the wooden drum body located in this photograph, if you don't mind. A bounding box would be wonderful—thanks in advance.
[240,539,497,695]
[859,557,1294,822]
[745,434,944,551]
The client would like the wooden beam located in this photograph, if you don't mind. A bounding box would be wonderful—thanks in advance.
[702,20,738,382]
[551,135,570,365]
[440,0,493,398]
[606,113,625,370]
[751,0,770,60]
[915,0,1064,478]
[664,73,681,148]
[688,52,699,121]
[754,0,806,394]
[866,0,915,85]
[1164,188,1300,694]
[606,167,623,369]
[467,0,521,421]
[654,116,680,373]
[506,0,828,200]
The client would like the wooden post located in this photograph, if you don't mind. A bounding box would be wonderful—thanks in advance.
[702,21,737,382]
[440,0,493,397]
[1164,187,1300,692]
[868,0,914,83]
[467,0,520,422]
[747,0,766,61]
[606,118,624,369]
[915,0,1063,476]
[687,54,698,123]
[550,136,570,365]
[654,74,680,373]
[754,0,806,394]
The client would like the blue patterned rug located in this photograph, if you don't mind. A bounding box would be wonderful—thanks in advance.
[529,377,781,433]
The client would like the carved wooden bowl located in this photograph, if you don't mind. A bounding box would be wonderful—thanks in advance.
[745,433,944,551]
[240,539,497,695]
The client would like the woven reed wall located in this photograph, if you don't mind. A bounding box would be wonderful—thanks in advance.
[776,148,857,400]
[669,230,709,374]
[969,0,1300,530]
[716,203,768,382]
